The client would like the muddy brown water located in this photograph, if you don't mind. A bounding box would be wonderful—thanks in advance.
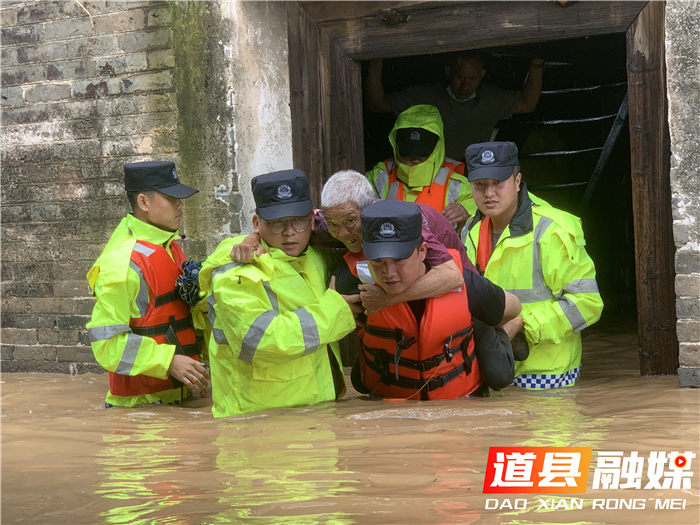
[3,325,699,525]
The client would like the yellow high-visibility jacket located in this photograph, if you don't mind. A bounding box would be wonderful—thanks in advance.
[197,237,356,418]
[463,184,603,388]
[365,104,476,216]
[86,215,183,406]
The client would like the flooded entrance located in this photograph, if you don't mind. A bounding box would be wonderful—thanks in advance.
[3,324,698,525]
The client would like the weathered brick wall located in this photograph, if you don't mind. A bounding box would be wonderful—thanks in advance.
[1,0,180,373]
[667,0,700,387]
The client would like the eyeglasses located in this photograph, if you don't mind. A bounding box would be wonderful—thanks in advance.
[263,216,311,234]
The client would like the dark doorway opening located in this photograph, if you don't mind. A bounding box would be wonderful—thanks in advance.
[361,33,637,328]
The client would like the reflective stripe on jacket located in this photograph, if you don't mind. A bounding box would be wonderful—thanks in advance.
[196,236,357,418]
[348,250,482,399]
[86,215,188,407]
[463,184,603,387]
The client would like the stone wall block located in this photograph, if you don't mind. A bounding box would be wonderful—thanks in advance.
[121,69,173,93]
[37,330,59,345]
[15,2,81,25]
[1,23,42,45]
[93,9,148,35]
[56,315,89,330]
[24,82,71,103]
[43,17,93,42]
[679,343,700,368]
[676,298,700,320]
[1,345,15,361]
[1,6,18,28]
[1,47,18,66]
[1,361,72,373]
[2,205,32,223]
[148,7,173,28]
[678,368,700,388]
[54,281,91,298]
[118,28,170,54]
[1,63,45,85]
[30,297,75,315]
[676,250,700,275]
[146,49,174,70]
[14,346,57,361]
[65,35,118,58]
[675,274,700,298]
[73,298,96,316]
[1,85,24,106]
[16,41,68,63]
[96,53,148,76]
[1,328,38,346]
[57,346,95,362]
[101,111,177,136]
[72,77,121,98]
[1,313,56,330]
[47,58,97,81]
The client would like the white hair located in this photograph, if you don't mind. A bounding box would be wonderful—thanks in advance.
[321,170,376,211]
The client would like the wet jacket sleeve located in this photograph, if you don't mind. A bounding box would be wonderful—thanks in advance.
[86,267,175,379]
[212,273,356,369]
[522,226,603,346]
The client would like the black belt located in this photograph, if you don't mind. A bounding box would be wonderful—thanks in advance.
[131,316,193,337]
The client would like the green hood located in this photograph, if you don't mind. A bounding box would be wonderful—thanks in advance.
[388,104,445,188]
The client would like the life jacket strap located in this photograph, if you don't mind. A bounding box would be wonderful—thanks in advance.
[363,350,474,392]
[131,316,194,337]
[154,289,180,307]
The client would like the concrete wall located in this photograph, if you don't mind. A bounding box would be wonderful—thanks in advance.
[667,0,700,387]
[0,0,293,374]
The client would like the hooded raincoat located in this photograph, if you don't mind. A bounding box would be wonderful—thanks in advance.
[196,237,356,417]
[365,104,476,216]
[463,184,603,388]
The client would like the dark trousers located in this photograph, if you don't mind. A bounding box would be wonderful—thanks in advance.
[472,319,515,391]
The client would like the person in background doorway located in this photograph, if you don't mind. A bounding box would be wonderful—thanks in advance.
[365,51,544,160]
[365,104,476,227]
[462,141,603,388]
[87,161,209,408]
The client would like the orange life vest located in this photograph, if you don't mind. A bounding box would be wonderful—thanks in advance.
[348,249,481,400]
[109,240,200,397]
[476,216,494,275]
[384,158,465,212]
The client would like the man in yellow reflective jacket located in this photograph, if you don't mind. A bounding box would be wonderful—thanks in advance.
[365,104,476,225]
[87,161,209,407]
[197,170,358,417]
[462,142,603,388]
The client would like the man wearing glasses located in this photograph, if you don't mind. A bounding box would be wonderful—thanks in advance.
[197,170,359,417]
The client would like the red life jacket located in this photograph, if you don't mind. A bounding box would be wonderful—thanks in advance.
[347,249,481,400]
[384,158,465,212]
[109,240,200,397]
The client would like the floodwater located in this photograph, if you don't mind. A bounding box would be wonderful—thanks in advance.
[3,323,699,525]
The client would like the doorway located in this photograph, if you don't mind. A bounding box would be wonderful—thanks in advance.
[287,1,677,375]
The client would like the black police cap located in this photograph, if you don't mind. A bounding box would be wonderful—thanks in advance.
[465,141,520,182]
[251,169,313,221]
[361,200,423,261]
[124,161,198,199]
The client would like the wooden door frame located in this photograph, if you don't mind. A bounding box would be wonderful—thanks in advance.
[287,1,678,375]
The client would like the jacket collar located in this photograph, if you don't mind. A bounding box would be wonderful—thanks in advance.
[467,182,534,238]
[125,214,179,247]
